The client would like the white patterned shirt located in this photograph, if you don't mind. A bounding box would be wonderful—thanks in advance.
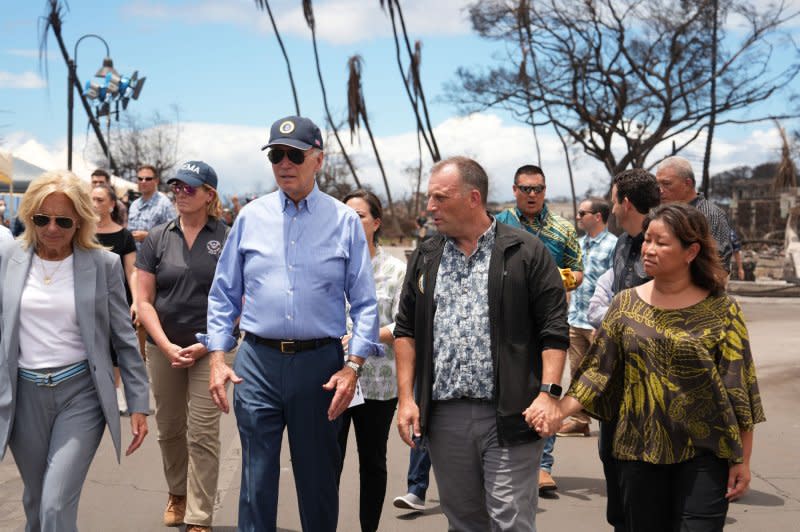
[432,221,496,401]
[347,247,406,400]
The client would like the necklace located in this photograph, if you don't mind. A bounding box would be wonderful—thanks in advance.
[38,256,66,285]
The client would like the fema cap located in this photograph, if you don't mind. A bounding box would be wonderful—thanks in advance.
[169,160,218,189]
[261,116,323,151]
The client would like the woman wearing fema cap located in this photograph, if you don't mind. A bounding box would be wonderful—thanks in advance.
[136,161,235,532]
[0,170,150,531]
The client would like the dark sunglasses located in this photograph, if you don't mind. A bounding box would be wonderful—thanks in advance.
[268,147,306,165]
[578,210,597,217]
[32,214,75,229]
[137,176,155,182]
[517,184,546,195]
[171,183,199,196]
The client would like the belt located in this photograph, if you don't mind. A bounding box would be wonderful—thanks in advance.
[245,333,337,354]
[18,360,89,387]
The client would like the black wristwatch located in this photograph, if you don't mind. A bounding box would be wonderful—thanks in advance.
[344,360,363,378]
[540,383,563,398]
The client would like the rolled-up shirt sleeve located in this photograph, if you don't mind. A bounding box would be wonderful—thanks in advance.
[587,269,614,329]
[202,216,244,353]
[344,215,383,360]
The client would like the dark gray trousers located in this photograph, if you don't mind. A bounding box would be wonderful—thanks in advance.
[9,369,105,532]
[427,400,545,532]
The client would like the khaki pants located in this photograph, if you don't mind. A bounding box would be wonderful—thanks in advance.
[567,327,594,425]
[146,342,236,527]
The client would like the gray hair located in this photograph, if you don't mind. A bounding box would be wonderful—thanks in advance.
[657,156,695,184]
[430,156,489,206]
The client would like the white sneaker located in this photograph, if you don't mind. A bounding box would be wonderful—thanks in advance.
[393,493,426,511]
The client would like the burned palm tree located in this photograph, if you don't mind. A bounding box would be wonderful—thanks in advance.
[347,55,397,226]
[303,0,362,188]
[254,0,301,115]
[774,120,798,191]
[380,0,440,162]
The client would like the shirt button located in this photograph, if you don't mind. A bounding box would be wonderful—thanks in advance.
[287,315,292,320]
[291,240,296,245]
[287,289,293,294]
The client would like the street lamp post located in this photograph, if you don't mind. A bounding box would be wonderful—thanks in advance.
[66,34,116,173]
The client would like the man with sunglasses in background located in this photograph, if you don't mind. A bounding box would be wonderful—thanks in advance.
[127,164,176,249]
[203,116,381,531]
[558,198,616,438]
[496,164,582,495]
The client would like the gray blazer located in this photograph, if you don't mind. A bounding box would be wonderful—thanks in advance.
[0,241,149,461]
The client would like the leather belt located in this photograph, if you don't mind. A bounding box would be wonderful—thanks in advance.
[18,360,89,387]
[245,333,337,354]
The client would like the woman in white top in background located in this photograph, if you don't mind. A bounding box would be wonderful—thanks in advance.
[0,171,149,532]
[337,189,407,532]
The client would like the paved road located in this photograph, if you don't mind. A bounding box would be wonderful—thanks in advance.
[1,296,798,531]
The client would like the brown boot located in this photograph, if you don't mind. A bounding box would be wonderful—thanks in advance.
[163,493,186,527]
[538,470,557,494]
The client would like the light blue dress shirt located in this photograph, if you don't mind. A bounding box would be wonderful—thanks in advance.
[204,185,382,360]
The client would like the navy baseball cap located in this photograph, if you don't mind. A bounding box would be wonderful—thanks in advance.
[261,116,323,151]
[168,161,218,189]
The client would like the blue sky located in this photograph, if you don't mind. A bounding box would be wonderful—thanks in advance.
[2,0,799,200]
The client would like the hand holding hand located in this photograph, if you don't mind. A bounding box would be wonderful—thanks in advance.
[176,343,208,366]
[523,395,563,437]
[163,343,194,368]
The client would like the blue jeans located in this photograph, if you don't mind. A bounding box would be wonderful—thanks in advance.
[539,435,555,473]
[407,445,431,500]
[233,337,343,532]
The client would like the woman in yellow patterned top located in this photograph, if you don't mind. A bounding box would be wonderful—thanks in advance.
[537,203,765,532]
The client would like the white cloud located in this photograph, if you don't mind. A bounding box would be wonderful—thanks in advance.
[0,71,46,89]
[121,0,470,45]
[5,49,43,59]
[3,114,789,204]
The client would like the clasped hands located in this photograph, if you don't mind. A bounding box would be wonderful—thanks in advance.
[522,394,565,437]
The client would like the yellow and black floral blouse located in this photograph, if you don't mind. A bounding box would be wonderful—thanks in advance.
[567,289,765,464]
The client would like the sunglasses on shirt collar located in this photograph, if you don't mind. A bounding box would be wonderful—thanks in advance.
[267,147,307,165]
[31,214,75,229]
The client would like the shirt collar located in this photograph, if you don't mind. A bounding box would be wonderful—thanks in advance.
[444,218,497,257]
[167,216,218,233]
[516,202,549,225]
[279,183,321,213]
[586,228,610,245]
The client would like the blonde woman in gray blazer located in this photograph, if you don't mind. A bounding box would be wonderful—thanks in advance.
[0,171,150,532]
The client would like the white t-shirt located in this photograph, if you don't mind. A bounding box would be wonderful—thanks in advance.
[0,225,12,242]
[18,254,88,369]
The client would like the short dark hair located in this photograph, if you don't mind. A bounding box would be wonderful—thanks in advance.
[137,164,159,179]
[431,156,489,206]
[342,189,383,245]
[613,169,660,214]
[585,197,611,223]
[514,164,545,184]
[91,168,110,182]
[644,203,726,295]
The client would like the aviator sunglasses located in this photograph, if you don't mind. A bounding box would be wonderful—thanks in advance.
[32,214,75,229]
[267,147,307,165]
[517,184,546,195]
[577,210,597,217]
[171,183,199,196]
